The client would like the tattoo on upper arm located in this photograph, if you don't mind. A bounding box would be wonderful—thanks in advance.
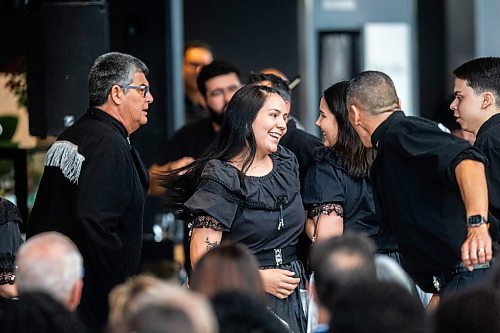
[204,237,218,250]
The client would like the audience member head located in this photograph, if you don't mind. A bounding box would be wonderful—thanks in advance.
[451,57,500,134]
[310,232,377,310]
[210,290,289,333]
[108,274,217,333]
[329,281,425,333]
[190,242,265,302]
[0,292,84,333]
[15,232,83,311]
[184,40,213,94]
[196,60,242,126]
[319,81,375,177]
[433,288,500,333]
[88,52,149,107]
[129,303,196,333]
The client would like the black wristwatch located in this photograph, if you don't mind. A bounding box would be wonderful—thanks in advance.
[465,215,488,227]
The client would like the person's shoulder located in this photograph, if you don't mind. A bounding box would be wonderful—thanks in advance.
[313,146,343,166]
[275,145,297,162]
[200,159,241,190]
[272,146,301,179]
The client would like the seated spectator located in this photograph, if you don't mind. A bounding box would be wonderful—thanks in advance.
[0,197,24,300]
[0,292,84,333]
[211,290,289,333]
[15,232,83,311]
[108,274,217,333]
[433,287,500,333]
[329,281,425,333]
[190,242,265,302]
[308,232,377,333]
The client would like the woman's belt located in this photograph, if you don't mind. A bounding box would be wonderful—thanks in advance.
[255,245,297,266]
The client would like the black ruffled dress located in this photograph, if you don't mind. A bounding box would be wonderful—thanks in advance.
[185,146,307,333]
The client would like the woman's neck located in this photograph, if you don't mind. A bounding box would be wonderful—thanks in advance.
[230,152,272,176]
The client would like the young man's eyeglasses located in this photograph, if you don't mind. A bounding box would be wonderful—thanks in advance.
[121,84,150,97]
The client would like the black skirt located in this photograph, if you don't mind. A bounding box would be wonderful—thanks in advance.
[262,259,308,333]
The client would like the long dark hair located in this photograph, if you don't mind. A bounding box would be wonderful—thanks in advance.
[323,81,375,178]
[163,84,283,212]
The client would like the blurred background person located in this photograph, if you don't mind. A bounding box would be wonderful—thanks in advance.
[183,41,213,124]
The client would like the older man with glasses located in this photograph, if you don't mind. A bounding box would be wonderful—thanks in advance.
[28,52,153,331]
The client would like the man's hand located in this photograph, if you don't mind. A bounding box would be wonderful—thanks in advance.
[461,224,492,270]
[259,269,300,299]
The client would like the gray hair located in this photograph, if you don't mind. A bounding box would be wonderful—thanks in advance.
[15,232,83,305]
[108,275,218,333]
[347,71,400,115]
[88,52,149,107]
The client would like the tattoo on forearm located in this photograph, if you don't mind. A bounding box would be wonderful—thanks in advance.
[205,237,218,250]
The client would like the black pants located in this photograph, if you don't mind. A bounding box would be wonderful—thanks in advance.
[440,267,490,297]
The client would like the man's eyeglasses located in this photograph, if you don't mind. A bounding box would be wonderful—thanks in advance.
[121,84,150,97]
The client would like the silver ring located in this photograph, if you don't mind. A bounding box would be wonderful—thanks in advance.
[478,248,485,253]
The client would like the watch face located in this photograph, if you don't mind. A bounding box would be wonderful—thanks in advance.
[467,215,486,226]
[469,215,482,224]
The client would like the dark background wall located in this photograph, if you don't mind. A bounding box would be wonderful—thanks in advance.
[108,0,172,167]
[184,0,299,89]
[417,0,447,121]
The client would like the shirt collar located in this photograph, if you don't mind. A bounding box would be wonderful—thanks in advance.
[371,111,406,149]
[476,113,500,137]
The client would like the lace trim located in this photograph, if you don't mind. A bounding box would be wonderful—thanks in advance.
[191,215,229,232]
[0,254,16,285]
[308,203,344,219]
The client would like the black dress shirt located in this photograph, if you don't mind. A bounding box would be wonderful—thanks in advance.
[370,111,486,292]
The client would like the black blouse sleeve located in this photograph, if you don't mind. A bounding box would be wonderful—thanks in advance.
[184,161,240,230]
[302,152,345,207]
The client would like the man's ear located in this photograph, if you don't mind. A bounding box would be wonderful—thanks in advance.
[67,279,83,312]
[481,91,495,109]
[349,104,362,126]
[110,84,123,105]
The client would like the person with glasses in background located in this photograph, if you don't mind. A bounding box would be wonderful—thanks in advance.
[28,52,153,332]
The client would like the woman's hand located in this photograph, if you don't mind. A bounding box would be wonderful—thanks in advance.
[259,269,300,299]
